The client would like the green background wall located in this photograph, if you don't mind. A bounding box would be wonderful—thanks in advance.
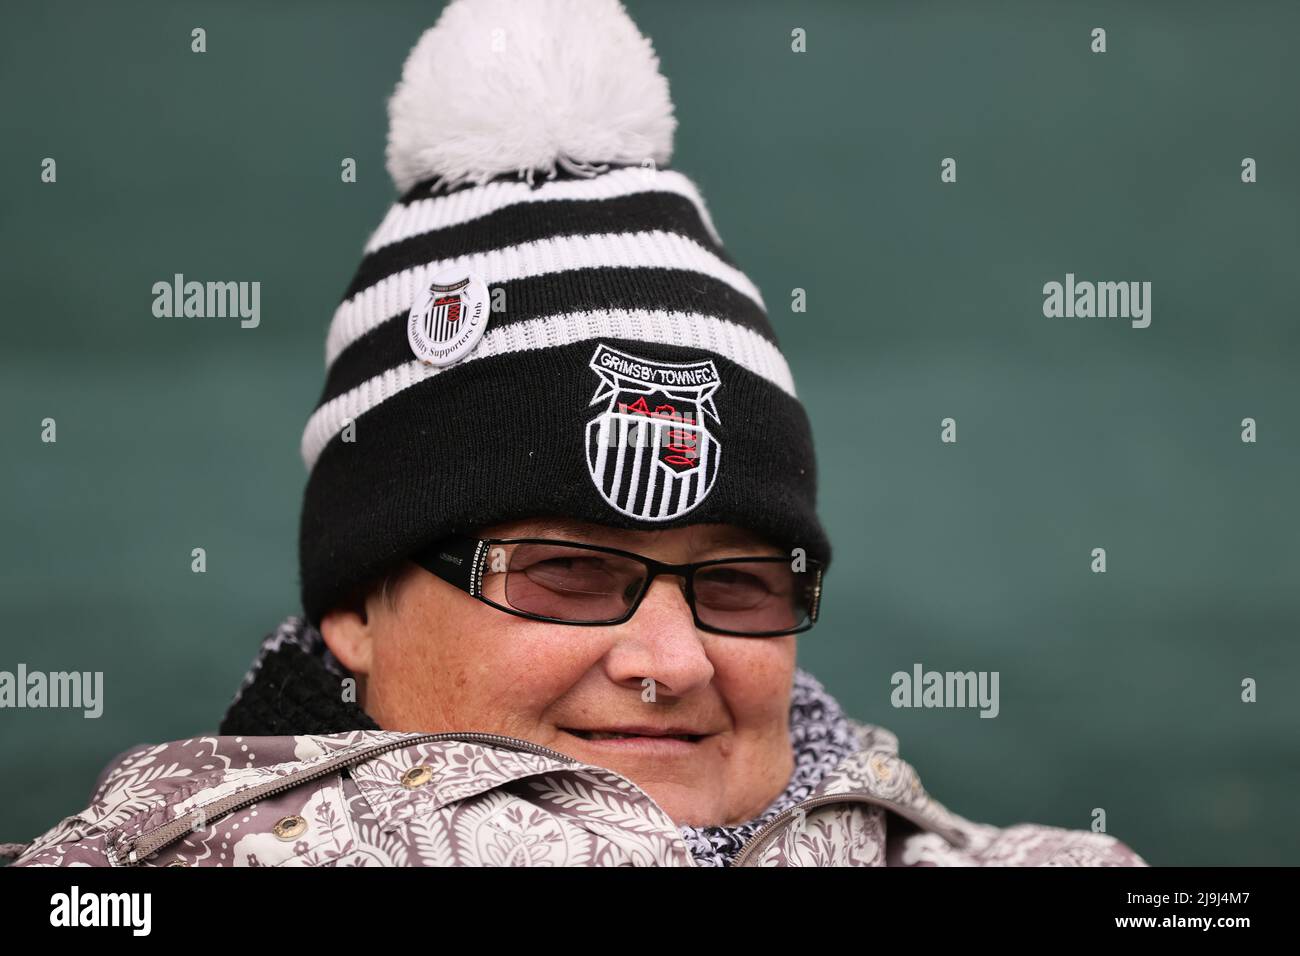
[2,0,1296,865]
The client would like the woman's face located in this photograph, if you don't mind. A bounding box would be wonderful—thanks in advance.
[320,517,797,827]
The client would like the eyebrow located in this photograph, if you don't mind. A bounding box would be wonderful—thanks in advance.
[526,519,600,540]
[515,518,777,552]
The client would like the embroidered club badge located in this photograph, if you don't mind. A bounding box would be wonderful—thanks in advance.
[585,343,722,521]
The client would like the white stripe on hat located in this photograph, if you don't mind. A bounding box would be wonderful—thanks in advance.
[366,167,724,254]
[325,230,765,367]
[302,309,796,469]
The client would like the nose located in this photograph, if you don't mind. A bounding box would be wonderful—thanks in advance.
[602,575,714,698]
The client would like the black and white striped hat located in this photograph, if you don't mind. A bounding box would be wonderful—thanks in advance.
[298,0,830,624]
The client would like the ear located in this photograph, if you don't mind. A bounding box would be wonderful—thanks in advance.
[319,603,375,676]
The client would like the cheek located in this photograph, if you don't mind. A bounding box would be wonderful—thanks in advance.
[366,584,607,728]
[710,637,797,725]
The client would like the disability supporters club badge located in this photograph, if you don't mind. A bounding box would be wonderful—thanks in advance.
[586,343,722,521]
[407,269,489,366]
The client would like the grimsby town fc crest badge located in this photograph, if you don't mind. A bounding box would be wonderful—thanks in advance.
[585,343,722,521]
[407,269,489,366]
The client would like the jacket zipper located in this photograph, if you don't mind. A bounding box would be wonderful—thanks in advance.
[114,732,577,865]
[730,790,970,867]
[115,730,966,867]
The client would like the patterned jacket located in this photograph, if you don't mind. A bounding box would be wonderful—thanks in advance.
[5,721,1146,867]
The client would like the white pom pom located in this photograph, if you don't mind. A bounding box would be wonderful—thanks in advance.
[386,0,677,192]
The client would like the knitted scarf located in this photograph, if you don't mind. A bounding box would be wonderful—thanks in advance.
[220,616,859,867]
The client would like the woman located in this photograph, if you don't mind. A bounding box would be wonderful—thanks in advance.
[4,0,1143,868]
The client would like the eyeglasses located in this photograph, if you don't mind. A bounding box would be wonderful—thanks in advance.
[412,533,824,637]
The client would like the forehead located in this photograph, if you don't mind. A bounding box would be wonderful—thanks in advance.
[479,516,779,553]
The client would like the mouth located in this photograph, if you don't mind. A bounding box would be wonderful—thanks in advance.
[562,727,706,744]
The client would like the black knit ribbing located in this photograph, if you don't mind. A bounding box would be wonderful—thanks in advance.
[219,641,379,736]
[318,266,775,406]
[299,339,829,626]
[343,191,733,301]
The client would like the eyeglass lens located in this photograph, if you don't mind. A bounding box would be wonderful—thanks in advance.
[481,542,813,634]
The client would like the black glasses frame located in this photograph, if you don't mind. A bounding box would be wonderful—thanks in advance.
[411,533,823,637]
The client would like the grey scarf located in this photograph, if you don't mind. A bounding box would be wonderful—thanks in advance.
[222,616,859,867]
